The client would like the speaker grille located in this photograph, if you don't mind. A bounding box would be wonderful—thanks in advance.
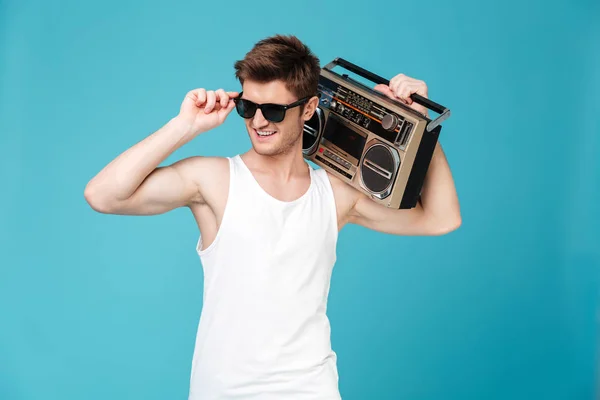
[360,145,397,194]
[302,109,323,154]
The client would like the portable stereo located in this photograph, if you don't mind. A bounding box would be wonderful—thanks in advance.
[302,58,451,209]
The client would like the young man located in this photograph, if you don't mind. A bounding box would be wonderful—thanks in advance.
[84,34,461,399]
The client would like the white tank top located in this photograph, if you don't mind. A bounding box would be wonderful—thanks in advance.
[188,154,341,400]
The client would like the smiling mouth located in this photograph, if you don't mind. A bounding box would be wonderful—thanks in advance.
[254,129,277,137]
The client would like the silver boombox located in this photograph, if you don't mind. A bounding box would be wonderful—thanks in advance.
[302,58,451,209]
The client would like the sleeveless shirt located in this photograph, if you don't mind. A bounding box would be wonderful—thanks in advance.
[188,154,341,400]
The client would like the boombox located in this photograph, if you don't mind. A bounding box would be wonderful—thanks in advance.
[302,58,451,209]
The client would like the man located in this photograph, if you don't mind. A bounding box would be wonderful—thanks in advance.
[84,34,461,399]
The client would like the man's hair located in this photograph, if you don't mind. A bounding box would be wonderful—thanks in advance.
[234,34,321,101]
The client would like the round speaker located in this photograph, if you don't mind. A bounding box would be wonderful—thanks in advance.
[360,144,400,196]
[302,108,324,155]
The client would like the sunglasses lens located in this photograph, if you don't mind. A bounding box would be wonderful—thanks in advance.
[262,105,285,123]
[235,98,288,122]
[236,99,256,119]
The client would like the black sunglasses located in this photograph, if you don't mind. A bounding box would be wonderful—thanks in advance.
[233,92,318,123]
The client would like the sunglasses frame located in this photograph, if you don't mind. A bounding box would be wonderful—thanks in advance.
[233,92,319,123]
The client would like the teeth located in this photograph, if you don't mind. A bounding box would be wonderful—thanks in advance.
[257,130,276,136]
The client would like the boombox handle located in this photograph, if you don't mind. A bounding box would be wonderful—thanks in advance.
[323,58,451,132]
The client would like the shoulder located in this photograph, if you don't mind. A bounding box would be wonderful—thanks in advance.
[321,170,363,228]
[170,156,231,205]
[323,170,359,201]
[171,156,230,182]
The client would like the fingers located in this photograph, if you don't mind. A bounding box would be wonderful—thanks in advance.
[373,84,395,98]
[186,88,238,117]
[214,89,223,107]
[217,97,237,120]
[205,89,239,113]
[385,74,428,105]
[204,90,217,113]
[390,74,412,104]
[389,75,401,94]
[187,88,206,107]
[397,83,422,105]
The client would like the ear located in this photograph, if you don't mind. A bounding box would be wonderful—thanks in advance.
[302,95,320,121]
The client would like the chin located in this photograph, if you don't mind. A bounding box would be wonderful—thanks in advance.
[252,145,283,156]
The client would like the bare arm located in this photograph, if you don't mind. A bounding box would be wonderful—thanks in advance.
[84,88,238,215]
[84,117,196,214]
[347,142,461,235]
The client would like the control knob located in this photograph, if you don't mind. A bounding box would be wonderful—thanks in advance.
[381,114,399,131]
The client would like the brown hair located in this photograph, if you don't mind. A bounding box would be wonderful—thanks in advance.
[234,34,321,101]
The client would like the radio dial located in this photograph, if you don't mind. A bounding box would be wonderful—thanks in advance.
[381,114,399,131]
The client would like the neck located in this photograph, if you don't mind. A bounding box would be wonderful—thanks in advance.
[242,143,308,182]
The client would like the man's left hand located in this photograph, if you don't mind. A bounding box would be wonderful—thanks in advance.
[374,74,429,117]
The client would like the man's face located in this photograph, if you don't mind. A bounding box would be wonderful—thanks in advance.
[239,79,318,157]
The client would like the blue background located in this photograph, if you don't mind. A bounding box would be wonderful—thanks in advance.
[1,0,599,399]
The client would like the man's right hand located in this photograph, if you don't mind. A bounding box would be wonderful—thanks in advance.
[178,88,239,137]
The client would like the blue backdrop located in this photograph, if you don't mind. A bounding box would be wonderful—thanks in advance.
[1,0,598,399]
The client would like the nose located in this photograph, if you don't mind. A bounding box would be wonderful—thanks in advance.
[252,109,269,128]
